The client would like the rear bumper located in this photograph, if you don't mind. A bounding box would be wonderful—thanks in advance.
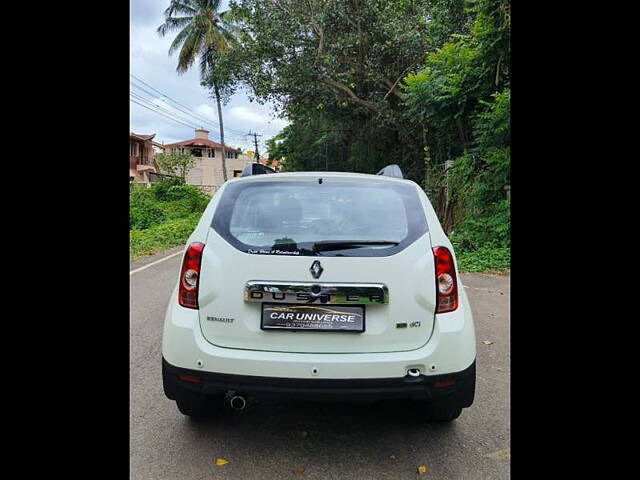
[162,285,476,380]
[163,357,475,406]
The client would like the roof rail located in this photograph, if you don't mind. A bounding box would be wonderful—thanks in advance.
[241,163,277,177]
[376,164,403,179]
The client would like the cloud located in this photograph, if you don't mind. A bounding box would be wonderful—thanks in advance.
[194,104,218,119]
[229,106,266,124]
[228,105,289,130]
[130,0,285,152]
[130,0,164,27]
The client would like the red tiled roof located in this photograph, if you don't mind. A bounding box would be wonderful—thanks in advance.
[131,133,156,141]
[163,138,234,150]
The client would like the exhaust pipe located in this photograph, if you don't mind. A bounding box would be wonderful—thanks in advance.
[229,395,247,411]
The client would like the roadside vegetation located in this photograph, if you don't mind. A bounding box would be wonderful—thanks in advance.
[130,178,210,260]
[207,0,510,272]
[157,0,240,182]
[454,246,509,273]
[146,0,510,272]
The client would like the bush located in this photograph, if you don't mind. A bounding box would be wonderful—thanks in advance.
[164,185,210,211]
[450,199,510,273]
[129,187,166,230]
[130,214,201,259]
[129,177,211,258]
[438,88,510,272]
[149,176,184,201]
[130,203,166,230]
[130,178,210,231]
[156,200,194,220]
[150,178,210,209]
[455,246,510,273]
[450,199,510,251]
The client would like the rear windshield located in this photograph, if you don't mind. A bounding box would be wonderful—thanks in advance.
[211,179,428,257]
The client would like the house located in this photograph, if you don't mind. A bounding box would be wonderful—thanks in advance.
[130,133,164,183]
[163,128,250,194]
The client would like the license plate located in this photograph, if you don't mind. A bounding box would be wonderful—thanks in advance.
[261,303,365,332]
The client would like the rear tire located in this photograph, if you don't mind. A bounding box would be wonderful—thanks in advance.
[423,403,462,422]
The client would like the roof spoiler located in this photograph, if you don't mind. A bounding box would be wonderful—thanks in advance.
[376,164,403,179]
[241,163,277,177]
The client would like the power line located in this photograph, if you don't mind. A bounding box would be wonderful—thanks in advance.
[130,75,220,127]
[130,74,247,136]
[129,91,249,146]
[130,92,250,146]
[131,92,202,129]
[130,82,208,124]
[130,75,266,149]
[130,97,199,130]
[131,81,225,133]
[130,88,249,146]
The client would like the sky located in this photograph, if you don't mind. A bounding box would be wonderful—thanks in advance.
[130,0,287,151]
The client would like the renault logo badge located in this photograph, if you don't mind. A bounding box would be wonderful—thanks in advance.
[310,260,324,279]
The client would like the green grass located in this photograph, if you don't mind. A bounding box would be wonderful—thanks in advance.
[456,246,510,273]
[130,213,201,260]
[129,179,211,260]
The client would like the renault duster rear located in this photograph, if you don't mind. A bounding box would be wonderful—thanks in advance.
[162,167,476,421]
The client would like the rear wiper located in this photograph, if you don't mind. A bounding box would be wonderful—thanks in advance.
[312,240,399,252]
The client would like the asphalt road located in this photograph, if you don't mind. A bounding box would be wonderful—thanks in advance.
[130,249,510,480]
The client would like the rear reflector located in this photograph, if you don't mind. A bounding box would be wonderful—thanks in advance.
[432,246,459,313]
[178,374,202,384]
[434,379,456,388]
[178,242,205,309]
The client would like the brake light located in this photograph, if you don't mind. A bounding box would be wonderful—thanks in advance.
[178,242,205,309]
[432,246,459,313]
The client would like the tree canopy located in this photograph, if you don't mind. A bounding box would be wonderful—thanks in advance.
[209,0,510,253]
[156,151,196,181]
[158,0,241,181]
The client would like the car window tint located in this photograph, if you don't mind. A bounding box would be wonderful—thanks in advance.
[213,179,427,257]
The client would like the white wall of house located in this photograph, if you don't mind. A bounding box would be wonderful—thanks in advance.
[166,129,250,189]
[169,147,248,187]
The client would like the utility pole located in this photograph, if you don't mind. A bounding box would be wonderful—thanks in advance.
[247,131,263,162]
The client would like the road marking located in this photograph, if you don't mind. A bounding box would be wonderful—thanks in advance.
[130,250,183,276]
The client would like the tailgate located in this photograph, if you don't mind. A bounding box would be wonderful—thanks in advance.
[197,229,436,354]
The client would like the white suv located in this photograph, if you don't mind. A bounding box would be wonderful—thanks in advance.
[162,164,476,422]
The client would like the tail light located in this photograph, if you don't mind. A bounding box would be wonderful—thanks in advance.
[178,242,205,309]
[432,246,459,313]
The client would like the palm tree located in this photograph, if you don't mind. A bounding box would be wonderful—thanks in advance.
[158,0,237,182]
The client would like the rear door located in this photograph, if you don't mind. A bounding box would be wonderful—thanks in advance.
[197,175,437,354]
